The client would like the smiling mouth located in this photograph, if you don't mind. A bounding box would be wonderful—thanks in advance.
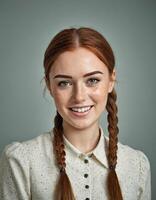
[69,106,93,113]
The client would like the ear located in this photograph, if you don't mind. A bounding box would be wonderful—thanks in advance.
[108,69,116,93]
[45,77,54,97]
[49,88,54,97]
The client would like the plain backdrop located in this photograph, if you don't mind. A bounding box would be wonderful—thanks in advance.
[0,0,155,198]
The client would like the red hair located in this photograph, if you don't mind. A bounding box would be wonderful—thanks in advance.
[43,27,123,200]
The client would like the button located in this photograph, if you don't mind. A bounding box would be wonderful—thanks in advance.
[84,159,89,163]
[85,185,89,189]
[84,173,88,178]
[85,198,90,200]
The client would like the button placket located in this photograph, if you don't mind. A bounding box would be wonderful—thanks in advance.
[83,156,91,200]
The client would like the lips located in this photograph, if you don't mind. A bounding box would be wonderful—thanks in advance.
[69,105,93,111]
[71,106,91,112]
[68,105,93,116]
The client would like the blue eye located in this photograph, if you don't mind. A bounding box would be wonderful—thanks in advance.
[87,78,100,86]
[58,81,71,88]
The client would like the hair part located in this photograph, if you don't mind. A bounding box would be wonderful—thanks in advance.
[43,27,123,200]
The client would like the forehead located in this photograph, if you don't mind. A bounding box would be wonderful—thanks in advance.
[50,47,108,76]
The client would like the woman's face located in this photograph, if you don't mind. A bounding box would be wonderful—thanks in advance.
[47,47,115,130]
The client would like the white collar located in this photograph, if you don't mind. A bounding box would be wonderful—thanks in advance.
[63,126,109,169]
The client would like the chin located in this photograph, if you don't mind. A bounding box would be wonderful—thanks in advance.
[69,120,97,130]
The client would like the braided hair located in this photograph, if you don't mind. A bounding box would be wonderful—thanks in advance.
[106,89,122,199]
[44,27,123,200]
[53,112,75,199]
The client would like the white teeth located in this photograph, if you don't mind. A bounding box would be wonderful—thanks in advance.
[71,106,91,113]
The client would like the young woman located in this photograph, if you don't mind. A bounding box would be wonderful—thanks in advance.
[0,27,151,200]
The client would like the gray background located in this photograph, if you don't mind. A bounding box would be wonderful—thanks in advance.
[0,0,155,199]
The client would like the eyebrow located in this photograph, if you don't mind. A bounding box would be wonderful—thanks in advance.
[53,70,104,79]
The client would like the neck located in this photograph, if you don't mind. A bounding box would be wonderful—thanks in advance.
[62,122,101,154]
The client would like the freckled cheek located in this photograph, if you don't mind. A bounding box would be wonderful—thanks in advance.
[52,91,70,106]
[90,87,109,103]
[91,87,108,99]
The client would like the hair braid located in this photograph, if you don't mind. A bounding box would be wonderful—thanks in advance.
[106,89,123,200]
[53,112,76,200]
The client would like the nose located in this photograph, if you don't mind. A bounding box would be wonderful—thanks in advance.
[72,83,86,103]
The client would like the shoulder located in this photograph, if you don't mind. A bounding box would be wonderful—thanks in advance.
[118,141,150,165]
[104,135,150,169]
[0,130,54,165]
[117,141,150,178]
[105,136,150,177]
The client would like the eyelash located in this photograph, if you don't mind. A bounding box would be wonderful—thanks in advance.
[58,80,71,87]
[87,78,100,86]
[57,78,100,88]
